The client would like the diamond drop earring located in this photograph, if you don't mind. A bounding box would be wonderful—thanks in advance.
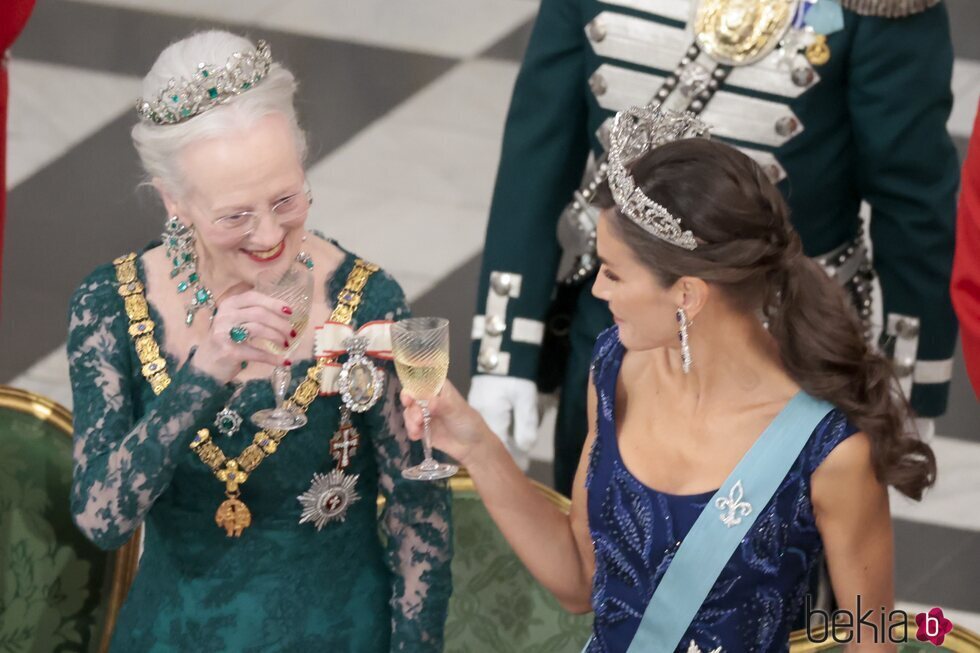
[676,308,692,374]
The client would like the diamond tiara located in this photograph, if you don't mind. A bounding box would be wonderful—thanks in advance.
[136,40,273,126]
[606,104,710,251]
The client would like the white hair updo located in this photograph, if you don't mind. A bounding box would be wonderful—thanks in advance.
[131,30,308,198]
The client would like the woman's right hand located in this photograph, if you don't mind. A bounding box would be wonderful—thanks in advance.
[193,290,296,383]
[401,381,496,468]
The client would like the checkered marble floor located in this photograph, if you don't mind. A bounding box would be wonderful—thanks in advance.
[4,0,980,635]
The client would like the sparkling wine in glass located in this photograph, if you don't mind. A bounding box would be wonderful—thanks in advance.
[391,317,458,481]
[251,260,314,431]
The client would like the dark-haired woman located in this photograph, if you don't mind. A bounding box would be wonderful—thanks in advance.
[402,108,935,653]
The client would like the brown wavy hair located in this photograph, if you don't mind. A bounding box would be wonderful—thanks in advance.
[593,138,935,499]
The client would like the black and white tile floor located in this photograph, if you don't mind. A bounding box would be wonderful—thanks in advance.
[3,0,979,634]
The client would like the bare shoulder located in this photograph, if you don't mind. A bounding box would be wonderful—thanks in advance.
[811,431,881,515]
[814,430,874,479]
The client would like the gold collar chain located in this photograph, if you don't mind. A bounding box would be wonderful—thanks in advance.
[114,253,379,536]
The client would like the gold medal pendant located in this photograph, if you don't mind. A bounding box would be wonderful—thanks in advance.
[695,0,799,66]
[215,496,252,537]
[805,34,831,66]
[215,459,252,536]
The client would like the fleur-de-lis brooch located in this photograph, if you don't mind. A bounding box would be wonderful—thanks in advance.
[714,480,752,528]
[687,640,723,653]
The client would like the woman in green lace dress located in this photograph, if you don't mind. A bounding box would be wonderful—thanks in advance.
[67,31,452,652]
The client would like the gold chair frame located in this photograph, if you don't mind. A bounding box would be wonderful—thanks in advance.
[0,386,141,653]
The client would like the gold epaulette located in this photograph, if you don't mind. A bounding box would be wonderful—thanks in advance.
[840,0,940,18]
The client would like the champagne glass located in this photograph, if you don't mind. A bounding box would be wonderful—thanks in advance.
[251,260,314,430]
[391,317,458,481]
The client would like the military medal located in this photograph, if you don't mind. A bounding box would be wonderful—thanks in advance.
[296,411,362,529]
[298,335,382,529]
[776,0,835,75]
[805,34,830,65]
[297,319,391,531]
[297,470,361,530]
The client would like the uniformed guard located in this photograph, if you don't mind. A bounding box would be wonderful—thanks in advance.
[470,0,960,496]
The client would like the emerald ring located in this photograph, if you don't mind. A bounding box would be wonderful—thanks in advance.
[229,325,250,344]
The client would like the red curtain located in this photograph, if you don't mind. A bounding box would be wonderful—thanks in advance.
[951,103,980,399]
[0,0,37,314]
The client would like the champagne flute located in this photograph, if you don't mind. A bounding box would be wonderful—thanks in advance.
[251,260,313,430]
[391,317,458,481]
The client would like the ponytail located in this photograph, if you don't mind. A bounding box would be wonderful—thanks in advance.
[767,245,935,499]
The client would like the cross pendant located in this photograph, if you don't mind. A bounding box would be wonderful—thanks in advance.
[331,423,360,469]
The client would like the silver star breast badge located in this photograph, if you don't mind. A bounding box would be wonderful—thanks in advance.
[297,470,360,530]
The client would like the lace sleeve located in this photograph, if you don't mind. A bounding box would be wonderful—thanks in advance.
[370,372,453,652]
[67,266,234,550]
[358,272,453,652]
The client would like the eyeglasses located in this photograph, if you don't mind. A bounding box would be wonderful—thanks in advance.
[211,185,313,237]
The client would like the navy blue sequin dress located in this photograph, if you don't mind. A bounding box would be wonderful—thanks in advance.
[585,327,858,653]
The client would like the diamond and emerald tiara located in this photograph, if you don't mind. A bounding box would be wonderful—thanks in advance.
[606,104,710,251]
[136,40,273,126]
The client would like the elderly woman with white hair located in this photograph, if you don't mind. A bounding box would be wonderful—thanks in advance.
[67,30,452,651]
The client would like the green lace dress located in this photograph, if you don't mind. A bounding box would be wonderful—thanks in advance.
[67,243,453,652]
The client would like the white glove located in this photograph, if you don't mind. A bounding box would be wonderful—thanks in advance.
[913,417,935,442]
[468,375,540,454]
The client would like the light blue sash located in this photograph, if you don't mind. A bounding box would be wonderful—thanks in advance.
[583,391,833,653]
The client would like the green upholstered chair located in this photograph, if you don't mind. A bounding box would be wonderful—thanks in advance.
[440,474,593,653]
[0,386,139,653]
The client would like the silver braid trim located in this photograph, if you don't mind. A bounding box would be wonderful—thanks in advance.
[839,0,941,17]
